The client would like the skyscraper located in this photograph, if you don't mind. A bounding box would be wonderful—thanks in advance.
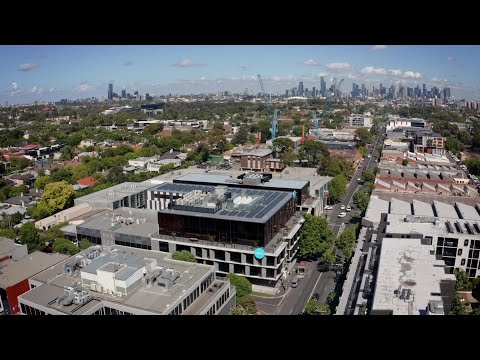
[108,83,113,100]
[298,82,304,96]
[121,89,126,98]
[444,87,451,99]
[312,87,316,98]
[320,77,326,97]
[422,84,427,97]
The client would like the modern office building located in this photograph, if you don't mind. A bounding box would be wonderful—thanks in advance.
[108,83,113,100]
[18,245,236,315]
[320,77,326,97]
[149,182,304,286]
[74,182,156,210]
[348,114,372,128]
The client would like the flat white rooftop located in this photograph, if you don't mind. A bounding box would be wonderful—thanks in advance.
[372,237,455,315]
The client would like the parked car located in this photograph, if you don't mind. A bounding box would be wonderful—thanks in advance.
[324,205,333,210]
[291,277,299,288]
[338,212,347,218]
[340,205,346,210]
[346,206,352,212]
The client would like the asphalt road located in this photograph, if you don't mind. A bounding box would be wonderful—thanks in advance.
[276,126,386,315]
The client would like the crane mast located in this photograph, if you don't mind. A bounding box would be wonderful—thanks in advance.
[257,75,278,152]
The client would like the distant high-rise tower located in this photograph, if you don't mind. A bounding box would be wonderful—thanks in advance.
[121,89,126,98]
[422,84,427,97]
[298,82,304,96]
[444,87,451,99]
[108,83,113,100]
[312,87,316,98]
[320,77,326,97]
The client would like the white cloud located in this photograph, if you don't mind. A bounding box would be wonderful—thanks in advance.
[12,82,19,91]
[326,62,352,72]
[347,73,360,80]
[360,66,422,79]
[303,58,318,66]
[447,56,456,62]
[123,60,134,66]
[371,45,388,51]
[172,59,207,68]
[199,76,207,81]
[73,81,95,93]
[18,63,40,71]
[49,87,56,92]
[31,85,43,94]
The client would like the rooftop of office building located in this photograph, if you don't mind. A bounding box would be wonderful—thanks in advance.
[371,237,455,315]
[156,182,293,224]
[75,182,156,205]
[21,245,216,315]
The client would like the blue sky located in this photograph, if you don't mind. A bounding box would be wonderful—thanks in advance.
[1,45,479,104]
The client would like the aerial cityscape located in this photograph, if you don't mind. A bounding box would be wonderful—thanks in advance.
[1,45,480,316]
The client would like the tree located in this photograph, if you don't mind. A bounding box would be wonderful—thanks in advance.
[322,248,336,265]
[231,296,257,315]
[19,222,41,252]
[53,238,80,256]
[275,137,295,156]
[336,228,356,260]
[361,170,376,183]
[305,299,331,315]
[34,176,51,190]
[280,150,297,167]
[450,293,467,315]
[359,146,368,157]
[79,239,91,250]
[402,159,409,166]
[172,250,197,263]
[455,269,473,291]
[226,273,252,298]
[231,124,250,145]
[355,128,372,146]
[36,181,75,218]
[299,213,333,258]
[0,228,16,239]
[445,137,464,153]
[328,174,348,202]
[143,123,164,135]
[353,191,370,212]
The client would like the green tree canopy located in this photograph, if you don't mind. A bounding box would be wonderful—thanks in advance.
[226,273,252,299]
[355,128,372,146]
[79,239,91,250]
[172,250,197,263]
[402,159,409,166]
[328,174,348,202]
[53,238,80,256]
[19,222,41,252]
[299,213,333,258]
[231,295,257,315]
[305,299,331,315]
[321,248,336,265]
[353,191,370,212]
[36,181,75,218]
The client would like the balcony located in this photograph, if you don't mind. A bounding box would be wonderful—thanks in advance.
[151,214,305,255]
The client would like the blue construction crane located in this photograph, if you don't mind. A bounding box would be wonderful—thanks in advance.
[317,78,344,131]
[257,75,278,150]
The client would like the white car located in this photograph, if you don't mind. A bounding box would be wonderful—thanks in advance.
[338,212,347,218]
[346,206,352,212]
[340,205,346,210]
[324,205,333,210]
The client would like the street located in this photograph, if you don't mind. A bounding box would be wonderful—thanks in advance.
[266,125,385,315]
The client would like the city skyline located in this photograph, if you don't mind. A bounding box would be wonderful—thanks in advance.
[1,45,479,104]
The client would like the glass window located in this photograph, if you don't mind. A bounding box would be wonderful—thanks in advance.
[464,239,469,247]
[461,259,466,266]
[458,249,463,256]
[437,237,444,246]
